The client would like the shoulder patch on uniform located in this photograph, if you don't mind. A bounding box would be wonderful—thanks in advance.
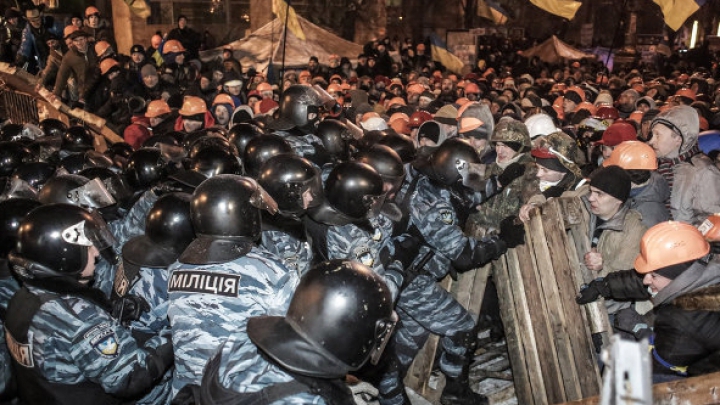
[354,246,375,267]
[84,322,119,357]
[439,209,454,225]
[6,328,34,368]
[372,227,383,242]
[114,262,129,297]
[168,270,241,297]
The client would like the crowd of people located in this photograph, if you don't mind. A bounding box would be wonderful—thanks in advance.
[1,2,720,404]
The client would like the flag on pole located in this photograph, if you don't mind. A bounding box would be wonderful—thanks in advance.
[429,33,465,74]
[652,0,706,31]
[124,0,151,18]
[477,0,508,25]
[272,0,306,41]
[529,0,582,20]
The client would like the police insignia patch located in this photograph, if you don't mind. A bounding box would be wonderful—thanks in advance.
[372,228,382,241]
[439,209,454,225]
[95,335,119,356]
[85,322,119,357]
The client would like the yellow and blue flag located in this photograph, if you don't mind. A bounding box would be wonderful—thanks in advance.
[273,0,306,41]
[652,0,705,31]
[429,33,465,74]
[529,0,582,20]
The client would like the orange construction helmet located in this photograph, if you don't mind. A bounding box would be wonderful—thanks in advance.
[145,99,171,118]
[85,6,100,17]
[628,110,644,124]
[326,83,342,94]
[256,82,273,93]
[674,88,696,102]
[94,40,112,57]
[603,141,657,170]
[698,214,720,242]
[574,101,597,116]
[63,25,80,39]
[634,221,710,274]
[178,96,207,116]
[162,39,186,55]
[406,83,425,95]
[99,58,119,75]
[464,82,480,95]
[566,86,586,102]
[212,93,234,107]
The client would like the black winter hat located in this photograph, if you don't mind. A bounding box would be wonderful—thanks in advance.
[589,165,631,202]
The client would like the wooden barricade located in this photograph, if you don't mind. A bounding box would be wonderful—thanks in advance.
[495,197,605,404]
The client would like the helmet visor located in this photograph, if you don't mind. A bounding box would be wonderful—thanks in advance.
[248,178,279,215]
[282,175,324,214]
[1,178,38,201]
[61,209,116,251]
[363,192,387,219]
[370,311,398,365]
[70,177,116,208]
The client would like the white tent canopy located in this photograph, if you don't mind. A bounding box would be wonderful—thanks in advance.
[521,35,595,64]
[200,16,363,74]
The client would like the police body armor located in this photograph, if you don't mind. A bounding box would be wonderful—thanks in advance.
[4,287,127,405]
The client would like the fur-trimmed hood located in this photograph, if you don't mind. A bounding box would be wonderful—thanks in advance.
[672,284,720,312]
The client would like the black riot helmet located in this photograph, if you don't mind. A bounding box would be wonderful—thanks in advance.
[124,147,167,190]
[377,130,416,163]
[38,174,116,209]
[8,203,115,279]
[180,175,278,265]
[268,84,323,133]
[59,151,114,174]
[357,130,386,151]
[325,161,385,220]
[243,134,293,178]
[0,141,34,176]
[62,126,95,152]
[189,146,242,178]
[79,167,133,206]
[105,142,134,169]
[258,154,323,217]
[354,144,405,197]
[0,198,42,257]
[248,259,397,378]
[416,137,481,186]
[188,135,237,159]
[142,133,181,148]
[0,123,25,142]
[39,118,68,138]
[122,192,195,268]
[11,162,56,190]
[227,123,263,157]
[316,119,354,162]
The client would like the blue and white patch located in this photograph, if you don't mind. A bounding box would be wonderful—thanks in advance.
[372,227,383,242]
[84,322,119,357]
[354,246,375,267]
[439,209,454,225]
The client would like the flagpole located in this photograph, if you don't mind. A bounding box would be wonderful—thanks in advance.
[281,0,291,81]
[600,0,628,81]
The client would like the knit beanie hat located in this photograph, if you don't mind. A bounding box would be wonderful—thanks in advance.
[589,165,631,202]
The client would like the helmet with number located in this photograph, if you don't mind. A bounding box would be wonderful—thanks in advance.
[11,162,55,190]
[0,198,41,258]
[179,175,277,264]
[0,141,33,176]
[94,41,112,58]
[602,141,657,170]
[38,174,116,208]
[377,130,416,163]
[268,85,323,132]
[316,119,354,162]
[227,123,263,157]
[248,259,397,378]
[162,39,186,55]
[420,137,480,186]
[242,134,293,177]
[634,221,710,274]
[145,99,172,118]
[325,161,385,220]
[258,154,323,217]
[9,204,115,279]
[122,193,195,268]
[39,118,68,138]
[124,147,167,190]
[62,126,94,152]
[490,119,531,152]
[593,106,620,121]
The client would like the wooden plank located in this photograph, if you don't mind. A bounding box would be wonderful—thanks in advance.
[543,201,601,399]
[558,371,720,405]
[495,250,538,405]
[525,209,569,404]
[454,263,491,320]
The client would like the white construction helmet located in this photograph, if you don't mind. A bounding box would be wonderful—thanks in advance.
[524,113,560,139]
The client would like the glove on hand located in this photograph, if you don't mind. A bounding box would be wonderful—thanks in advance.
[499,216,525,248]
[349,381,380,405]
[576,278,611,304]
[497,162,526,188]
[112,294,151,324]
